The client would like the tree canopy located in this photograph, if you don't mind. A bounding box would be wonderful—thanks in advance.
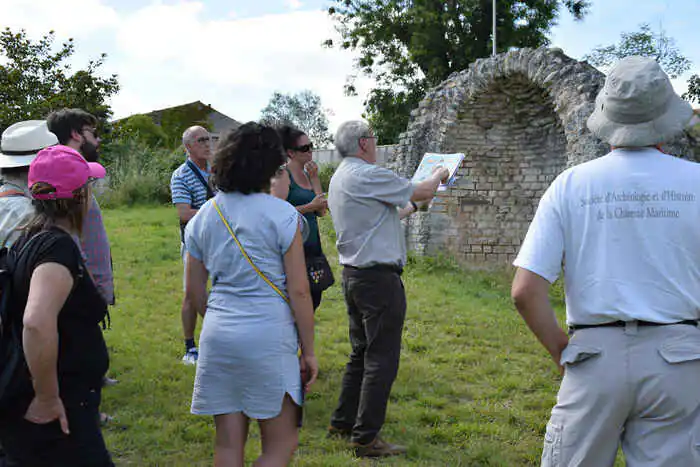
[259,90,333,147]
[0,27,119,134]
[584,23,691,79]
[325,0,590,143]
[584,23,699,105]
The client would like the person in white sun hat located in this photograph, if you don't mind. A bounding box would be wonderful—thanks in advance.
[513,55,700,466]
[0,120,58,247]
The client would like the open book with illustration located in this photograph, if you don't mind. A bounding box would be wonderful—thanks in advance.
[411,153,465,191]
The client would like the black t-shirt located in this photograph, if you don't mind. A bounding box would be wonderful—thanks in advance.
[12,227,109,399]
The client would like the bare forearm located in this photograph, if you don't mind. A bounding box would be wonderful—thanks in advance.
[515,297,568,362]
[310,176,323,195]
[23,325,59,400]
[177,206,199,224]
[398,203,416,219]
[296,204,317,215]
[411,175,442,203]
[289,290,315,356]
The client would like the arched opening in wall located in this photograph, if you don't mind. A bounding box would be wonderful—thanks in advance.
[440,74,568,264]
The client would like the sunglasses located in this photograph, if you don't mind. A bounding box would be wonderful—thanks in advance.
[291,143,313,153]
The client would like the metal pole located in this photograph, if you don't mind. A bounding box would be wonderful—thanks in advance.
[492,0,497,56]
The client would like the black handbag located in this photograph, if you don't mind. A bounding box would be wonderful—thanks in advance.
[306,255,335,294]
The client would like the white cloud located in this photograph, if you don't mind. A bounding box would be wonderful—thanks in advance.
[0,0,119,40]
[108,3,373,132]
[0,0,374,136]
[286,0,303,10]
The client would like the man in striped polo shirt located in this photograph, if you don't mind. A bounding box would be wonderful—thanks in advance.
[170,126,214,365]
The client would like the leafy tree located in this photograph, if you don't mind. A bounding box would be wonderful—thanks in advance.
[683,74,700,104]
[0,27,119,133]
[325,0,590,144]
[584,23,691,79]
[259,90,333,147]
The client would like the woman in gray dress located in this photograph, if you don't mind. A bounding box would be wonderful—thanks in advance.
[184,122,318,467]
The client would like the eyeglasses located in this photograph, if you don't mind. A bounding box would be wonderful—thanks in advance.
[196,136,211,144]
[291,143,313,153]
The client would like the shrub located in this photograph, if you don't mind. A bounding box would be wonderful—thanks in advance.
[98,138,184,208]
[318,162,338,193]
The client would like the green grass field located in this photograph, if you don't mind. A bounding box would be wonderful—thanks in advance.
[100,205,575,466]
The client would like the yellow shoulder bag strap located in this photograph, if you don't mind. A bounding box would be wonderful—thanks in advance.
[212,199,290,304]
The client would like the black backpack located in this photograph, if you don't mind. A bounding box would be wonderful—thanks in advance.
[0,233,47,407]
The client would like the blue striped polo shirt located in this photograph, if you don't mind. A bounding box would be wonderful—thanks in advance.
[170,159,212,209]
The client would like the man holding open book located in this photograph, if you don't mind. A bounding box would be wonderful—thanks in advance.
[326,120,449,457]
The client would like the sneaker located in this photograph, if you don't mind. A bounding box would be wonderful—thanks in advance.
[352,436,407,458]
[182,347,199,365]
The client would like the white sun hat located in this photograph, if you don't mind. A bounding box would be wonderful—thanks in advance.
[0,120,58,168]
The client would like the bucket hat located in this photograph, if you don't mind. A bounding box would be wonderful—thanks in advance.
[587,56,693,147]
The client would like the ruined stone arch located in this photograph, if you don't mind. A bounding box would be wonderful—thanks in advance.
[391,47,699,266]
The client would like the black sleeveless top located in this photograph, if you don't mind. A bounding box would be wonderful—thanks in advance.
[10,227,109,409]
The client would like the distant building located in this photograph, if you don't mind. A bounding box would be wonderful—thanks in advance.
[116,100,241,141]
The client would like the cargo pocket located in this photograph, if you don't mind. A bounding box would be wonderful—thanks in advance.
[541,421,562,466]
[559,344,602,366]
[658,337,700,364]
[693,411,700,462]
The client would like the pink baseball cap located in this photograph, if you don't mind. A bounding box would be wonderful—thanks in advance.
[28,145,106,200]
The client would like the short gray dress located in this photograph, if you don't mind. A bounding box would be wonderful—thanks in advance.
[185,192,302,418]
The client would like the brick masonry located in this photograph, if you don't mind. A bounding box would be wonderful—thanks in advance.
[389,47,700,267]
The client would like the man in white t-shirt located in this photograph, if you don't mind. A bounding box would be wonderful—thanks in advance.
[512,56,700,466]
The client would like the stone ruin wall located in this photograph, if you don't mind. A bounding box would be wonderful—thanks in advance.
[391,48,700,267]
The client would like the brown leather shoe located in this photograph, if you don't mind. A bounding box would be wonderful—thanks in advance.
[327,425,352,440]
[352,436,407,457]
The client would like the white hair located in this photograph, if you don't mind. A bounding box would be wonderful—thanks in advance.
[334,120,371,158]
[182,125,208,148]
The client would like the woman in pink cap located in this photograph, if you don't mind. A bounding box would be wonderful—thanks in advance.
[0,145,113,466]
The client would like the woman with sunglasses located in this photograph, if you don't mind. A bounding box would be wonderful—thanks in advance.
[275,126,332,311]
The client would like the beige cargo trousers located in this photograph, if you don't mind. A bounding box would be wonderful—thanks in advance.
[542,322,700,467]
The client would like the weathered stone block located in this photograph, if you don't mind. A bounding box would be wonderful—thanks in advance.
[392,47,698,268]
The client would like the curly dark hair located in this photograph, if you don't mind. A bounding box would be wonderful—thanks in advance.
[277,124,306,151]
[212,122,286,194]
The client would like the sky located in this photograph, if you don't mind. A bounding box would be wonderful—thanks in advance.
[0,0,698,132]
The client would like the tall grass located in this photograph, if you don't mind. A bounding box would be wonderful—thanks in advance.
[100,207,626,466]
[98,138,185,208]
[317,162,338,193]
[98,137,339,209]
